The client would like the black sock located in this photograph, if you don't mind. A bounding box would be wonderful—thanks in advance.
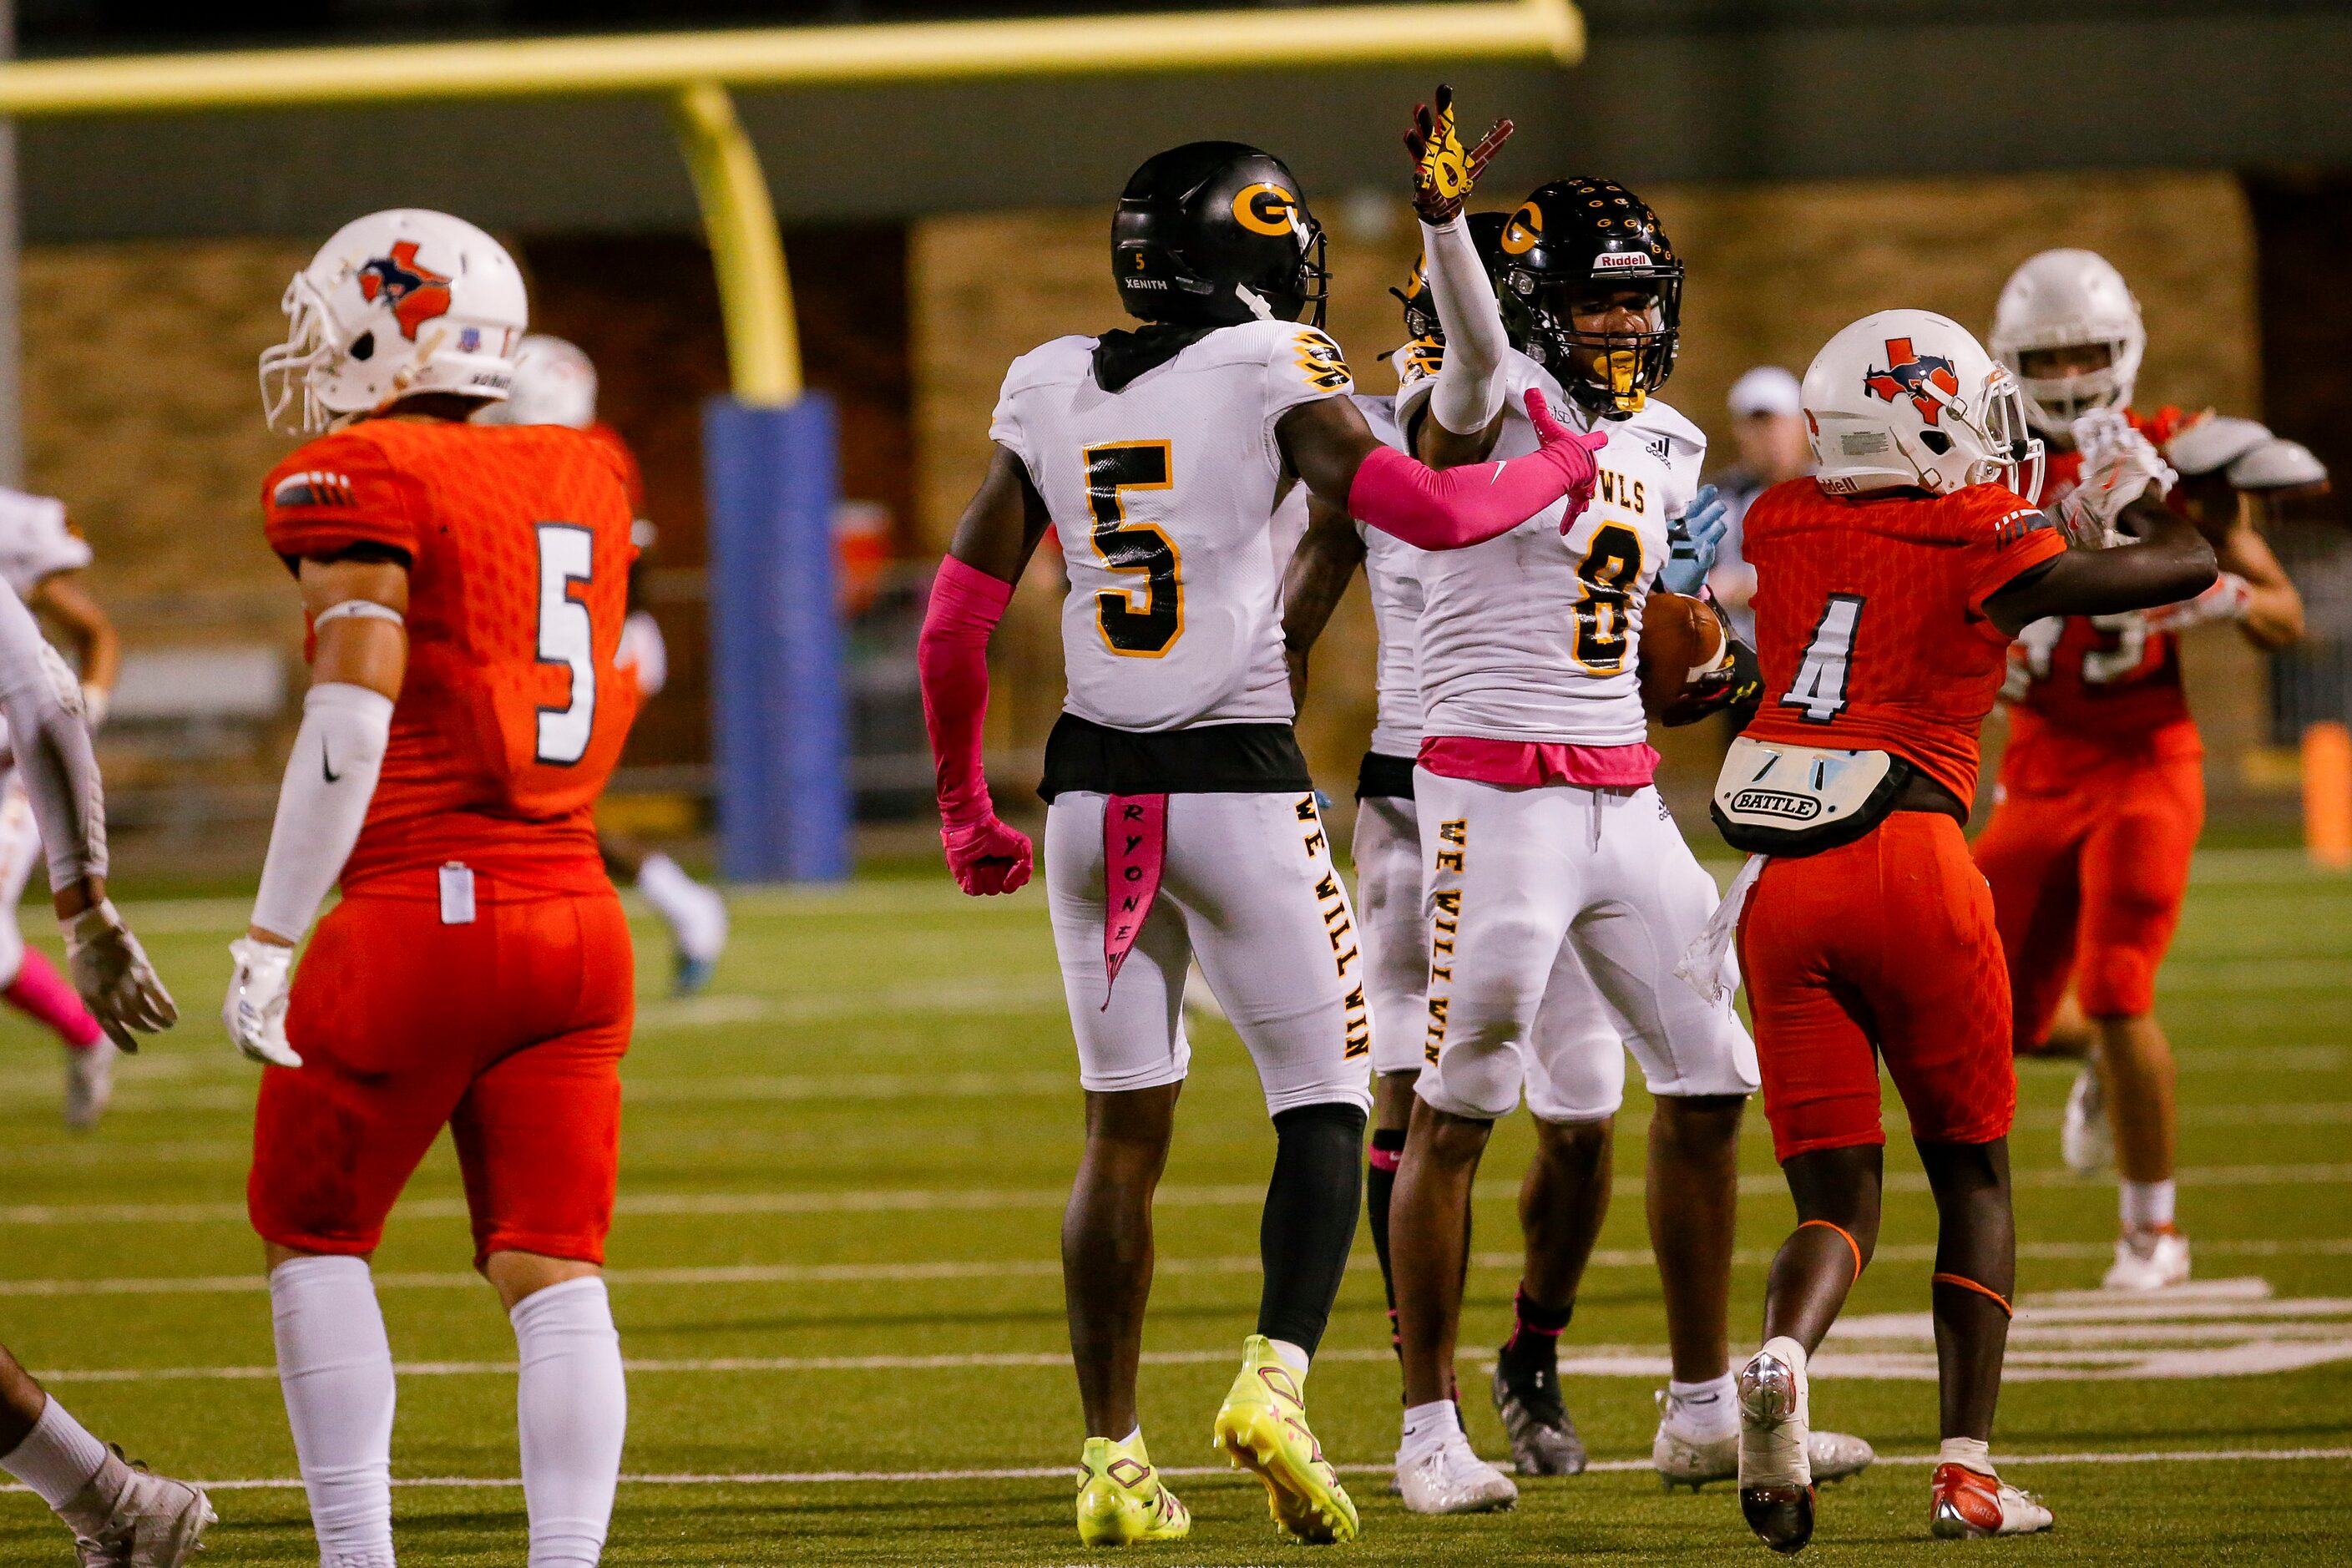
[1367,1127,1408,1353]
[1499,1284,1572,1378]
[1257,1100,1368,1357]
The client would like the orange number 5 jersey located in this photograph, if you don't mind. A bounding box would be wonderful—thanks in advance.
[263,420,640,893]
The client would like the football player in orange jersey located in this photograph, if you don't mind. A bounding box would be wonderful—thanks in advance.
[226,210,640,1568]
[1975,250,2311,1291]
[486,333,731,993]
[1688,310,2215,1549]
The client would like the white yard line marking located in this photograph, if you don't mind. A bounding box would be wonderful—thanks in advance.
[10,1238,2351,1300]
[12,1165,2352,1227]
[6,1444,2347,1496]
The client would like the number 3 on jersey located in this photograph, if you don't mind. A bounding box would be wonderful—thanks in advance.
[1783,594,1864,723]
[1084,440,1181,656]
[535,522,597,765]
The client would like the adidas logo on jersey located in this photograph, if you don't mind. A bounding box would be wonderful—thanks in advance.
[273,471,357,508]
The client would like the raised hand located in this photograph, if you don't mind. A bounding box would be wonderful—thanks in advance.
[1405,84,1514,225]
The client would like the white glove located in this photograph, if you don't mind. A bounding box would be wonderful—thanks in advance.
[2057,408,2177,549]
[80,683,109,731]
[63,900,178,1051]
[225,935,301,1068]
[2142,571,2253,633]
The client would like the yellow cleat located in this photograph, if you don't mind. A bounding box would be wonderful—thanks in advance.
[1210,1334,1360,1544]
[1075,1431,1191,1545]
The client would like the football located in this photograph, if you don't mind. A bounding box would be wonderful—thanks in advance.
[1638,590,1728,716]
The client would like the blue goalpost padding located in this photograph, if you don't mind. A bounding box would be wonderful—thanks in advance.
[704,393,852,883]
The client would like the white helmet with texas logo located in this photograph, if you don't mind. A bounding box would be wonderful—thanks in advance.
[1989,247,2145,440]
[1803,308,2044,502]
[260,208,528,434]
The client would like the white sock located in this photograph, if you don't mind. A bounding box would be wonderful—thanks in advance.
[1267,1338,1311,1378]
[512,1277,626,1568]
[271,1254,397,1568]
[1399,1399,1461,1461]
[2120,1179,2175,1232]
[1664,1372,1741,1440]
[635,854,725,963]
[0,1396,108,1510]
[1940,1435,1995,1476]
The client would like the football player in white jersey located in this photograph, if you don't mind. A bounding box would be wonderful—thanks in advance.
[1378,94,1870,1512]
[0,520,198,1560]
[0,488,125,1126]
[1283,211,1631,1480]
[918,139,1609,1547]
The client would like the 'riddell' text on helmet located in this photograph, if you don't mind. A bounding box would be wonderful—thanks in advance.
[1803,309,2045,502]
[260,209,528,435]
[1495,178,1682,417]
[1112,142,1329,329]
[1989,248,2145,443]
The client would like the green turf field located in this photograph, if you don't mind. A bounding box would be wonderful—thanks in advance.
[1,847,2348,1564]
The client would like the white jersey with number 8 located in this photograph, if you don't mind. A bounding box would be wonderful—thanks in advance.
[990,320,1352,733]
[1399,349,1704,746]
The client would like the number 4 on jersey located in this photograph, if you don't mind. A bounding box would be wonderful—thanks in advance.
[1783,594,1864,723]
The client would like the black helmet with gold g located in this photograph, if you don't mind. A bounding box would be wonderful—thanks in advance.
[1113,141,1329,329]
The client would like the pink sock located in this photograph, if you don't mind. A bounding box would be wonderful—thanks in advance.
[6,949,103,1049]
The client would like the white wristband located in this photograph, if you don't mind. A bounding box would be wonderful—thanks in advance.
[250,682,394,942]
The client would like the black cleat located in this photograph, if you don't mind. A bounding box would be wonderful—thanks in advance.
[1491,1345,1587,1476]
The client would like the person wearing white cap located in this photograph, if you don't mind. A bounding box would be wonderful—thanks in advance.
[1708,366,1813,643]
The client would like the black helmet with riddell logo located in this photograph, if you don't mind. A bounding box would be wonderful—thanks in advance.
[1495,177,1682,415]
[1113,141,1329,329]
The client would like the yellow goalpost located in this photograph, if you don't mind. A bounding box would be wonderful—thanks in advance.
[0,0,1581,403]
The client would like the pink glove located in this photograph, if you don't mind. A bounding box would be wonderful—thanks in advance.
[918,556,1034,897]
[942,814,1034,897]
[1348,387,1611,551]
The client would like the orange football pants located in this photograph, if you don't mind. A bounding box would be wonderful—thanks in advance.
[1737,812,2016,1163]
[248,886,635,1267]
[1973,751,2203,1044]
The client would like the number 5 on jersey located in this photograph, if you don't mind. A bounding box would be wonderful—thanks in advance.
[1084,440,1182,656]
[535,522,598,764]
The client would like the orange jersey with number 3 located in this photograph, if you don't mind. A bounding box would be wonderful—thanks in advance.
[2000,406,2198,791]
[262,420,639,893]
[1740,478,2066,802]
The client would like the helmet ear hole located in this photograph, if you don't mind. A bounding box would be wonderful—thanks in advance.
[1918,428,1951,455]
[349,331,376,363]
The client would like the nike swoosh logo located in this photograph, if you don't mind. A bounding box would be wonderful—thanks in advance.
[322,741,341,785]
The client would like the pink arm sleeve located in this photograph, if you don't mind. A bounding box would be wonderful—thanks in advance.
[918,555,1015,826]
[1345,427,1606,552]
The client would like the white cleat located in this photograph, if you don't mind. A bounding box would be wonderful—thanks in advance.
[1930,1463,2055,1539]
[1396,1431,1518,1515]
[63,1447,215,1568]
[63,1040,118,1131]
[2102,1227,2190,1291]
[1654,1388,1874,1492]
[2059,1062,2111,1174]
[1737,1339,1815,1553]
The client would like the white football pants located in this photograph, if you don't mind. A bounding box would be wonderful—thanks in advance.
[1413,771,1758,1123]
[1045,790,1373,1116]
[0,771,41,987]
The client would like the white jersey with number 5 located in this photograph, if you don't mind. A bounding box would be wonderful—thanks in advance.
[1399,349,1704,746]
[990,321,1352,733]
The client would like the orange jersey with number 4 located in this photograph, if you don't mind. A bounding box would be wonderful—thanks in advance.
[1741,478,2066,802]
[2000,406,2198,792]
[262,420,639,893]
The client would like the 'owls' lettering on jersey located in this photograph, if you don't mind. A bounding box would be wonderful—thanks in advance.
[1399,348,1706,746]
[991,321,1351,733]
